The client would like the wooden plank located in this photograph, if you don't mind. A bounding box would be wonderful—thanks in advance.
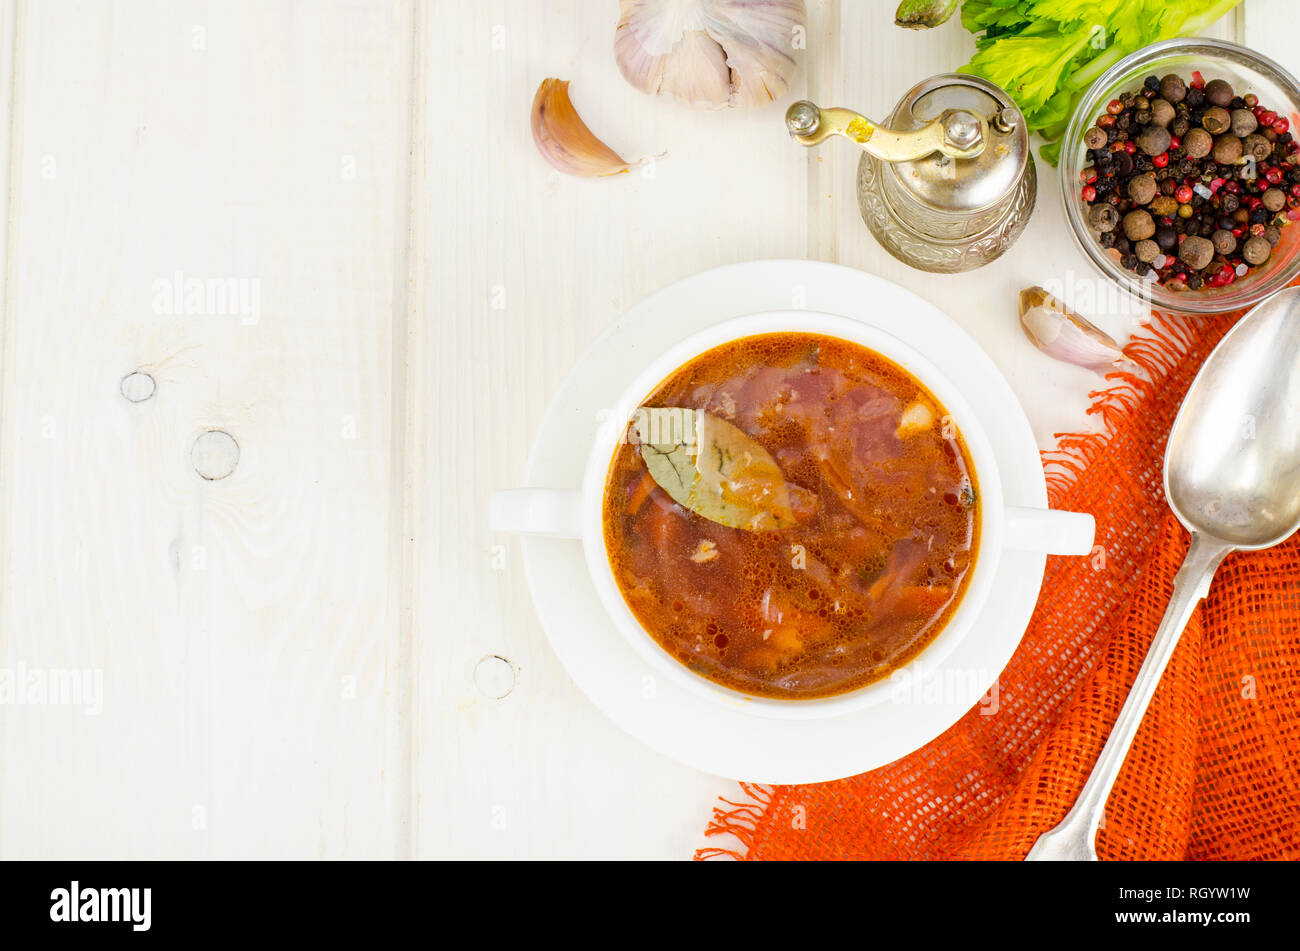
[1243,0,1297,67]
[0,0,414,857]
[415,0,819,857]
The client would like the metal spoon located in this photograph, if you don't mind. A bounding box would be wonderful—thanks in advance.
[1026,285,1300,861]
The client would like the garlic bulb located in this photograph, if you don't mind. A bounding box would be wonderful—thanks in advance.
[531,79,637,177]
[615,0,807,109]
[1019,287,1127,374]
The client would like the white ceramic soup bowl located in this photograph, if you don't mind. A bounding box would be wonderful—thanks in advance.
[492,311,1094,720]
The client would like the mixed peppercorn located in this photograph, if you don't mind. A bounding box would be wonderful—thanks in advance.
[1080,71,1299,292]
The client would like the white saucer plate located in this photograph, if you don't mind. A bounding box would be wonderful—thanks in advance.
[517,260,1047,783]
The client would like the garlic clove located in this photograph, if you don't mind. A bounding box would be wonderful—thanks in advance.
[530,78,637,177]
[1018,286,1126,374]
[700,0,805,107]
[658,29,732,108]
[616,1,731,108]
[615,0,806,110]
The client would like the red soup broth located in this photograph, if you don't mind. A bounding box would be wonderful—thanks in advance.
[602,332,980,700]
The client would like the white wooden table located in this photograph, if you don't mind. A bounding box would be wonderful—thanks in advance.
[0,0,1287,859]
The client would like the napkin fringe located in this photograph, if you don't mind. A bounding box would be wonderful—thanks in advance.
[696,783,775,860]
[1043,312,1198,502]
[696,312,1202,861]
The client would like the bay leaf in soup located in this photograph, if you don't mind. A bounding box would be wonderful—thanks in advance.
[633,407,794,531]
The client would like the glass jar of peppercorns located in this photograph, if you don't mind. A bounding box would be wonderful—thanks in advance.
[1061,39,1300,314]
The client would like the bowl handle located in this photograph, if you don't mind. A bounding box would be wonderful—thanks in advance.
[490,489,583,538]
[1003,506,1095,556]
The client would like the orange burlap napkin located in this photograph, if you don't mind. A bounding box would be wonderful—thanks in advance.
[698,304,1300,861]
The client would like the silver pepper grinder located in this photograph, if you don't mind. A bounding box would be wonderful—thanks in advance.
[786,74,1036,273]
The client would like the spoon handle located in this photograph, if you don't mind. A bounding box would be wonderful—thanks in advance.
[1025,532,1231,860]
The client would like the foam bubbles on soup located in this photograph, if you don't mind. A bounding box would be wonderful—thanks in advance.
[603,333,979,700]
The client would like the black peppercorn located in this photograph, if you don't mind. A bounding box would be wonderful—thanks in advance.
[1186,273,1203,290]
[1204,79,1234,107]
[1243,236,1272,265]
[1159,74,1186,102]
[1144,74,1160,91]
